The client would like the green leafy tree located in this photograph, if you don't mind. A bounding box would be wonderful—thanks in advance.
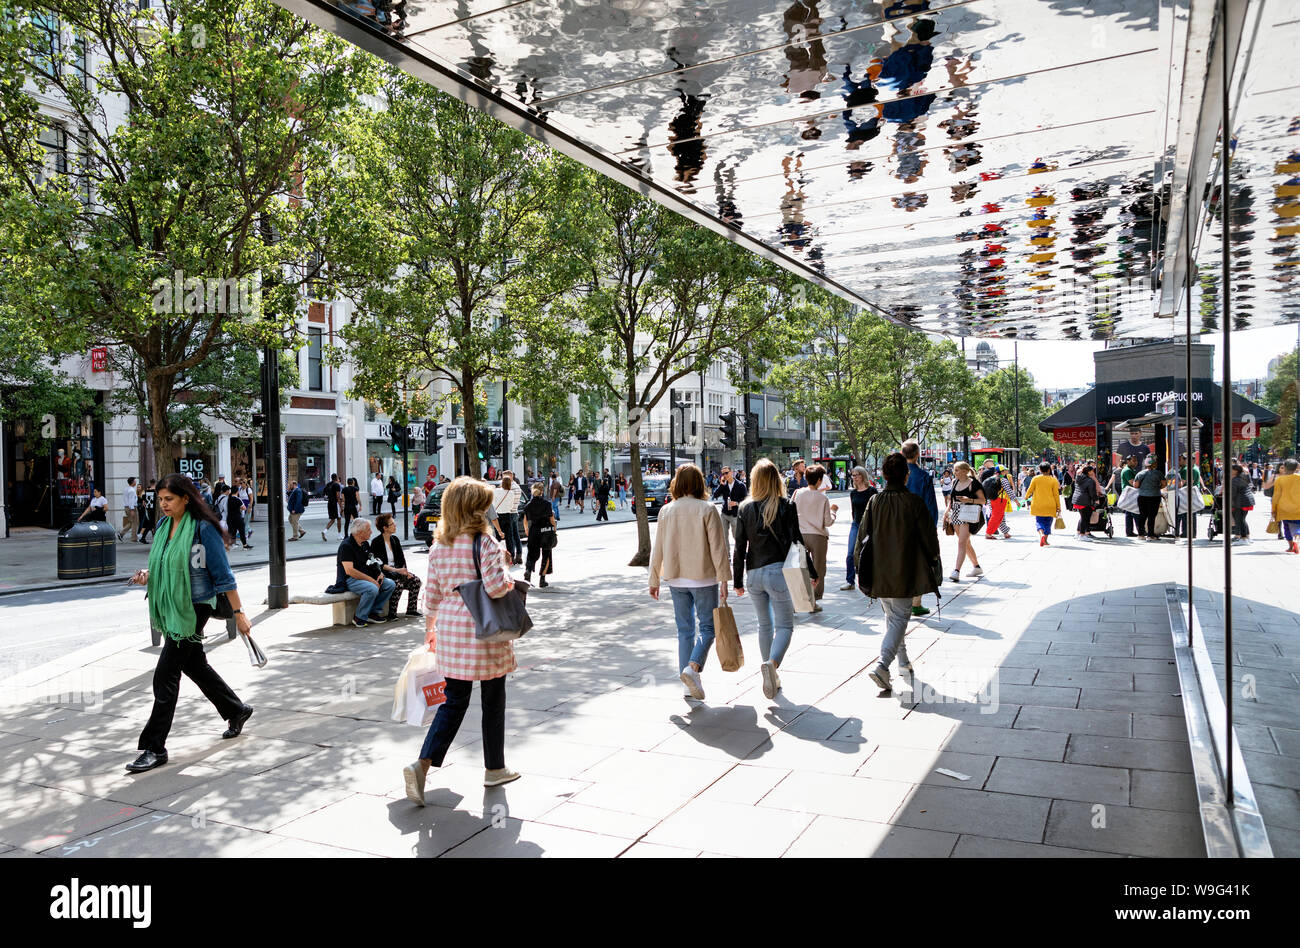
[558,173,803,565]
[859,323,975,448]
[333,75,580,479]
[973,365,1052,457]
[0,0,377,476]
[1262,350,1298,456]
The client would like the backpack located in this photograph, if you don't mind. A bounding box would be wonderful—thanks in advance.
[301,488,309,508]
[980,472,1001,501]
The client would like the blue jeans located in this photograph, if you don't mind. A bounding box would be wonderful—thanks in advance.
[845,520,860,583]
[346,576,395,621]
[669,584,718,671]
[550,499,561,521]
[746,562,794,666]
[499,512,521,560]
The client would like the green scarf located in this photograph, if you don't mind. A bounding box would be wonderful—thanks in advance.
[147,511,200,643]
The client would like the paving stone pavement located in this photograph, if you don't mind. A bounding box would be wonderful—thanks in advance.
[1,503,1294,857]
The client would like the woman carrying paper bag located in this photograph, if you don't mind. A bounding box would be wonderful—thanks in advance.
[648,463,732,701]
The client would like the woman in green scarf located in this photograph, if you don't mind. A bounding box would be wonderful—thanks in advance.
[125,474,254,773]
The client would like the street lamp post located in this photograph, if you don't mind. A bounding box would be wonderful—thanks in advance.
[1013,340,1021,466]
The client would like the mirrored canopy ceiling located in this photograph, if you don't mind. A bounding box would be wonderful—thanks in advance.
[272,0,1299,340]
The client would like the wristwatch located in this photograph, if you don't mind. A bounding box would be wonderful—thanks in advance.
[233,609,244,615]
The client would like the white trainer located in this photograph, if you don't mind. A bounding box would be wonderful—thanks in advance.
[949,570,961,582]
[760,661,778,700]
[680,666,705,701]
[402,762,426,806]
[484,768,521,788]
[969,566,984,577]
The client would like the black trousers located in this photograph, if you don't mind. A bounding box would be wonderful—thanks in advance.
[138,603,244,753]
[525,536,553,576]
[595,498,609,521]
[385,570,422,618]
[419,676,506,769]
[1232,507,1250,538]
[371,495,383,516]
[1137,495,1161,537]
[1124,511,1138,536]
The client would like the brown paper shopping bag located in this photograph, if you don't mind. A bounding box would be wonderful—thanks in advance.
[713,605,744,672]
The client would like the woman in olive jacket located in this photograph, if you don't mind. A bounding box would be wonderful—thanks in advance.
[854,452,941,693]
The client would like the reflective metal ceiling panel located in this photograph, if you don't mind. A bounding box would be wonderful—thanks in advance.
[281,0,1298,339]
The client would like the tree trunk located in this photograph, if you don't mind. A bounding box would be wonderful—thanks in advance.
[146,374,179,481]
[627,437,651,567]
[461,371,481,480]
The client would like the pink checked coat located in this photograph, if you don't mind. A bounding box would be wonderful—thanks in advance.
[424,532,517,681]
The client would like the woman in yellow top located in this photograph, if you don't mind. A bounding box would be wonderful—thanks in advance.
[1268,458,1300,554]
[1023,460,1063,547]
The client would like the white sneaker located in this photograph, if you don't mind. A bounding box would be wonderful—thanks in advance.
[680,666,705,701]
[969,566,984,577]
[402,762,426,806]
[868,663,893,691]
[949,570,961,583]
[840,582,855,591]
[484,768,521,788]
[760,661,778,700]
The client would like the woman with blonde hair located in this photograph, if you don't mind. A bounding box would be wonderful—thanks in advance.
[946,460,986,581]
[403,477,520,805]
[733,458,808,700]
[649,463,731,700]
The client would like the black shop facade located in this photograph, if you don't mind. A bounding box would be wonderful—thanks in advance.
[1040,342,1278,484]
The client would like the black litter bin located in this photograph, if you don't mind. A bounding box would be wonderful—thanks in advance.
[57,521,117,579]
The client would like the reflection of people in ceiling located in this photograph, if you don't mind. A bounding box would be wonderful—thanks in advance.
[783,1,831,100]
[665,41,710,194]
[840,64,883,152]
[714,159,743,228]
[778,154,825,270]
[872,9,939,185]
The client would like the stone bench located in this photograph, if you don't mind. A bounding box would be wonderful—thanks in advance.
[288,591,361,626]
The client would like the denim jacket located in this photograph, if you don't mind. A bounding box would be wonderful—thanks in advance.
[154,517,237,603]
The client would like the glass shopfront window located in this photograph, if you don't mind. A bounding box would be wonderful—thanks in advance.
[286,437,326,496]
[3,398,104,528]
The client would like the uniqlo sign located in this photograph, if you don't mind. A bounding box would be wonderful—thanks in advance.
[90,347,108,372]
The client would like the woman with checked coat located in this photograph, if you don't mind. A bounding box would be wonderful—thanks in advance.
[403,477,521,806]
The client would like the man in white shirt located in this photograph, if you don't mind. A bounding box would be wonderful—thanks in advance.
[118,477,139,541]
[369,473,384,516]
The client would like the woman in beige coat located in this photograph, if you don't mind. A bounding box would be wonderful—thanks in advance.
[649,463,731,701]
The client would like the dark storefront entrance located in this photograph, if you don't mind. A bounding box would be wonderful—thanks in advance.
[3,392,106,529]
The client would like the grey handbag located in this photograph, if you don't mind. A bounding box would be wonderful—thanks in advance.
[457,535,532,643]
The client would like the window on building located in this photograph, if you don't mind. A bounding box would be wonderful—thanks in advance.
[364,402,377,423]
[75,129,92,206]
[35,124,67,187]
[307,326,323,391]
[751,398,765,429]
[707,392,724,425]
[72,35,89,90]
[30,9,60,77]
[768,397,785,428]
[787,409,802,431]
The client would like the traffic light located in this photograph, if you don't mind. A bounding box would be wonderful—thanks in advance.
[489,429,503,459]
[719,410,738,451]
[424,421,442,455]
[745,411,760,449]
[252,412,266,429]
[390,422,407,454]
[475,427,489,462]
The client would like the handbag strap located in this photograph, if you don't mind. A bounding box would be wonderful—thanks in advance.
[471,532,485,581]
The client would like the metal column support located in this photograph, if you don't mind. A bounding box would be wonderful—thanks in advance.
[1217,0,1234,802]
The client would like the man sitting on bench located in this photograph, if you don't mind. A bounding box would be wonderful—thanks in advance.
[331,518,395,627]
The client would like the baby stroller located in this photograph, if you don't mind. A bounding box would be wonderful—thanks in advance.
[1206,493,1224,540]
[1081,502,1114,539]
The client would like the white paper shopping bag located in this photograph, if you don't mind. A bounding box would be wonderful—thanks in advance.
[405,664,447,727]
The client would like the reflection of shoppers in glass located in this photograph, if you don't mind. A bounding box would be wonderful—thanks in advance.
[1228,463,1254,542]
[1268,459,1300,554]
[1133,456,1165,540]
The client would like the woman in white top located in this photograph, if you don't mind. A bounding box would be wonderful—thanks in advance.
[78,487,109,522]
[648,463,731,701]
[493,472,524,563]
[793,464,837,609]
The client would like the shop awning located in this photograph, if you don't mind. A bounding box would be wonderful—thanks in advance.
[1041,386,1279,433]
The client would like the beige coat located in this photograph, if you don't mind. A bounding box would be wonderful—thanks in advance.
[648,497,731,588]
